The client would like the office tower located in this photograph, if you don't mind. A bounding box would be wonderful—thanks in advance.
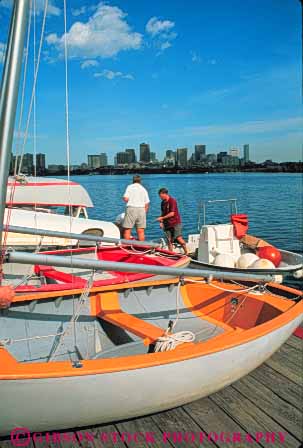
[125,149,136,163]
[194,144,206,162]
[164,150,176,166]
[116,152,130,165]
[99,153,108,167]
[139,143,151,163]
[88,155,101,169]
[176,148,188,168]
[36,153,46,174]
[9,154,16,174]
[243,144,250,163]
[217,151,228,163]
[229,148,240,158]
[206,154,217,164]
[21,153,34,175]
[150,152,157,163]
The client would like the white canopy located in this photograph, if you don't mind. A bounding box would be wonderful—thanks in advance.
[6,177,94,208]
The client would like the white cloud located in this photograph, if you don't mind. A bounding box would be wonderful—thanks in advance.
[173,116,303,138]
[94,69,134,80]
[145,16,177,53]
[46,3,142,59]
[145,17,175,37]
[71,5,97,17]
[159,41,172,51]
[80,59,99,69]
[0,0,60,16]
[191,51,201,63]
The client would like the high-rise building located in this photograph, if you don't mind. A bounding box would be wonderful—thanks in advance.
[116,152,130,165]
[36,153,46,174]
[21,153,34,175]
[176,148,188,168]
[206,154,217,164]
[88,155,101,169]
[217,151,228,163]
[243,144,250,163]
[229,148,240,158]
[164,150,176,166]
[150,152,157,163]
[139,143,151,163]
[9,154,16,174]
[125,149,136,163]
[194,144,206,162]
[99,153,108,167]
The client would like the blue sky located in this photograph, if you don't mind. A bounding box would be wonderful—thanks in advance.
[0,0,302,165]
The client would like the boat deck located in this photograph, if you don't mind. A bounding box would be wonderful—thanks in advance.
[0,332,302,447]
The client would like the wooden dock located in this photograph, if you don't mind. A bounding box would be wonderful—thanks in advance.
[1,334,302,448]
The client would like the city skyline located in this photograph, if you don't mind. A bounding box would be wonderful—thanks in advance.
[10,140,302,175]
[1,1,302,165]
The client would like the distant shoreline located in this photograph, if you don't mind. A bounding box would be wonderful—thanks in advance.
[40,165,302,176]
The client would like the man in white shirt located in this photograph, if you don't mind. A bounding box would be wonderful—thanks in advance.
[122,175,150,241]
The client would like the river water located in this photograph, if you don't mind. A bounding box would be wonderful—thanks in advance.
[70,173,302,252]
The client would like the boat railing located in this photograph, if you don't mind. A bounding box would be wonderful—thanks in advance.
[197,198,238,230]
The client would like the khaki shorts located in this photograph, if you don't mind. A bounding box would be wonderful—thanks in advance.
[123,207,146,229]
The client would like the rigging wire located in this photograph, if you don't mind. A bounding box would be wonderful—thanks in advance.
[14,0,32,176]
[63,0,74,278]
[17,0,49,175]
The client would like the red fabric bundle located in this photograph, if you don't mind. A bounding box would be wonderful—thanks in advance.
[231,214,248,239]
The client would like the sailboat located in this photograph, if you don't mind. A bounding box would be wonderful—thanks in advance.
[0,0,302,437]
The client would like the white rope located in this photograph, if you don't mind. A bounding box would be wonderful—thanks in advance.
[63,0,72,219]
[154,281,195,352]
[119,244,153,256]
[18,0,49,175]
[33,0,37,179]
[48,271,95,361]
[0,331,65,346]
[154,331,195,352]
[184,277,262,293]
[14,0,32,176]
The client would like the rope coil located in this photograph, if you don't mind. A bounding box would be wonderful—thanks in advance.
[154,331,195,352]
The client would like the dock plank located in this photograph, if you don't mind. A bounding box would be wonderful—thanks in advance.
[210,385,299,448]
[151,407,215,447]
[78,424,127,448]
[0,439,35,448]
[276,343,303,369]
[285,334,303,350]
[232,375,303,442]
[183,396,258,447]
[249,363,303,411]
[116,416,169,448]
[265,351,303,386]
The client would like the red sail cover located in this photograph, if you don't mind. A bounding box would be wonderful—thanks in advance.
[231,214,248,239]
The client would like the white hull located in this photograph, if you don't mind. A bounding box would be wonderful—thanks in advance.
[1,314,301,435]
[3,208,120,248]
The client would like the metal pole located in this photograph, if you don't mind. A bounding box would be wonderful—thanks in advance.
[6,250,275,283]
[3,225,162,248]
[0,0,30,253]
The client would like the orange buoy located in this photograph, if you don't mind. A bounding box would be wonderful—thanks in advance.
[257,246,282,268]
[0,286,14,309]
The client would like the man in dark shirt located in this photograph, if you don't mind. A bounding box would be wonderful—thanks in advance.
[156,187,188,255]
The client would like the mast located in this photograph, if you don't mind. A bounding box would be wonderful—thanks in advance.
[0,0,30,255]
